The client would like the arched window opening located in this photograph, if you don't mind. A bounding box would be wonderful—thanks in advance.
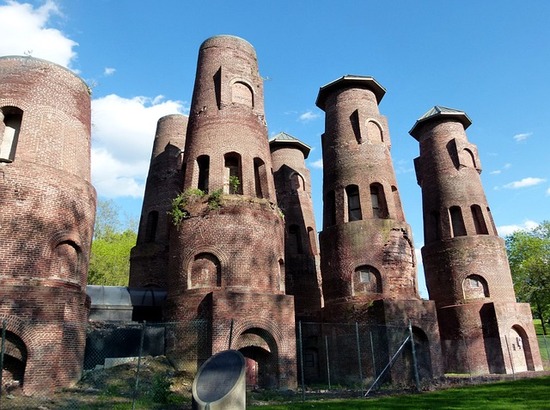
[307,227,317,255]
[391,185,404,220]
[254,157,267,198]
[487,207,497,235]
[145,211,158,242]
[366,119,383,143]
[231,81,254,108]
[459,148,476,168]
[290,172,305,191]
[278,258,285,292]
[449,206,467,237]
[288,224,303,254]
[346,185,362,222]
[224,153,242,194]
[189,253,221,289]
[55,240,80,283]
[197,155,210,193]
[428,210,441,243]
[324,190,336,228]
[370,183,388,218]
[177,150,184,170]
[353,265,382,295]
[471,205,488,235]
[0,107,23,162]
[462,274,489,299]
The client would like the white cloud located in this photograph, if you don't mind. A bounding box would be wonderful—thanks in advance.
[298,110,320,123]
[395,159,414,174]
[309,158,323,169]
[513,132,532,142]
[0,0,77,68]
[91,94,188,198]
[104,67,116,76]
[490,163,511,175]
[547,187,550,196]
[503,177,546,189]
[497,220,539,237]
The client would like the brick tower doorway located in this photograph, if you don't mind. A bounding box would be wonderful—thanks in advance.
[1,331,27,391]
[508,326,529,372]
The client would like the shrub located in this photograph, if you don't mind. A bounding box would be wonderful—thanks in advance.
[169,188,204,225]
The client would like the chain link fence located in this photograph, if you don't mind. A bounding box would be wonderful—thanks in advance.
[1,319,549,408]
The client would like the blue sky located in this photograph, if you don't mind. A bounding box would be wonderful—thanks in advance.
[1,0,549,297]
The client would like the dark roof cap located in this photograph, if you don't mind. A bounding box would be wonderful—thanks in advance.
[315,75,386,110]
[409,106,472,140]
[269,132,311,158]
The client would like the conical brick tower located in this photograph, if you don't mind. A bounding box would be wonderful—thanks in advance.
[130,114,188,290]
[316,75,442,381]
[164,35,296,389]
[270,132,323,320]
[410,106,543,374]
[0,56,96,394]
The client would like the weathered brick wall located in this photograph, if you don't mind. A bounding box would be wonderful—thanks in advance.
[0,56,95,394]
[320,219,418,304]
[167,199,285,295]
[129,114,188,288]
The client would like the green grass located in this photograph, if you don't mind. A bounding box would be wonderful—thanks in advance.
[248,376,550,409]
[534,319,545,335]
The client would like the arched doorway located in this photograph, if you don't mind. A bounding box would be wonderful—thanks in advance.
[508,326,532,372]
[403,327,433,381]
[2,331,27,391]
[235,328,279,388]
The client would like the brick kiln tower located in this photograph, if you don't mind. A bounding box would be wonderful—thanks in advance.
[316,75,442,380]
[164,35,296,389]
[270,132,323,320]
[410,106,543,374]
[129,114,187,291]
[0,56,96,394]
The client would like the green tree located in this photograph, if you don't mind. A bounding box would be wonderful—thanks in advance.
[88,199,138,286]
[506,221,550,335]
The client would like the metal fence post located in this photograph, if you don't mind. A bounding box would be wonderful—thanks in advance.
[132,321,147,410]
[324,335,331,390]
[229,318,234,349]
[369,331,377,378]
[0,319,6,399]
[298,321,305,402]
[355,322,364,396]
[408,321,420,392]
